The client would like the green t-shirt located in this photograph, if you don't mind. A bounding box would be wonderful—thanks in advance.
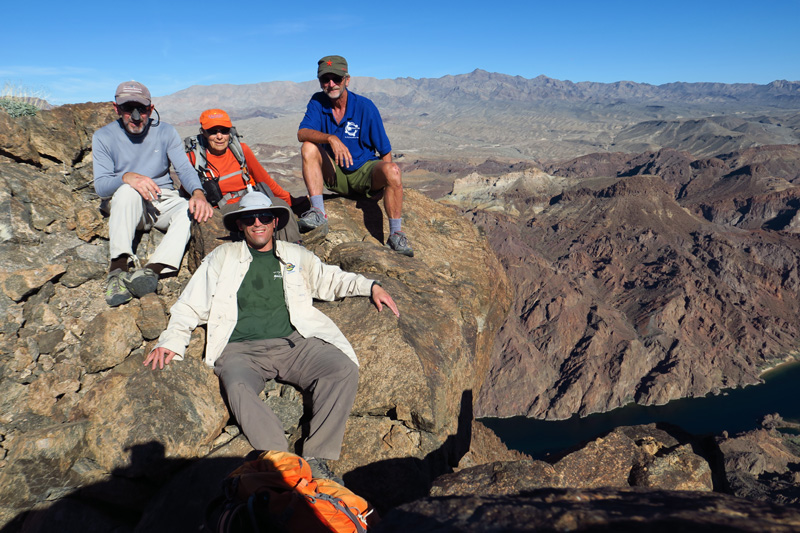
[229,248,294,342]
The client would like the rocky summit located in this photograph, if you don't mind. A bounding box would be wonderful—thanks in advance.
[0,103,514,530]
[0,102,799,531]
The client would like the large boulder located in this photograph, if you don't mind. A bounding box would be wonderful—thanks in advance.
[71,348,228,475]
[0,102,116,170]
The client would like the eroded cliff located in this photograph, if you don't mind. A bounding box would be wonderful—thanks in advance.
[442,146,800,420]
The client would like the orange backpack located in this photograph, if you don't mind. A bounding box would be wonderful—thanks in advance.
[213,451,374,533]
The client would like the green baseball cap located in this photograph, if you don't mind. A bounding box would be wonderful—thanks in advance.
[317,55,349,79]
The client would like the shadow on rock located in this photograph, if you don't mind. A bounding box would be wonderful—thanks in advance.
[343,390,474,514]
[1,390,478,531]
[1,440,253,533]
[355,192,386,244]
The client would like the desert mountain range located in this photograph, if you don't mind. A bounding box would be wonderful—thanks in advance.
[155,70,800,162]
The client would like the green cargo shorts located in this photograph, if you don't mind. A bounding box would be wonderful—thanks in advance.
[327,159,380,198]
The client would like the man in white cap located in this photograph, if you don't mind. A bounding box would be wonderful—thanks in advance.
[93,81,213,307]
[145,191,398,479]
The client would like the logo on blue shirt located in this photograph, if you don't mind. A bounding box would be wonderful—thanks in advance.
[344,121,360,139]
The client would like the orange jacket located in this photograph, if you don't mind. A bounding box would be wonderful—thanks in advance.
[187,142,292,206]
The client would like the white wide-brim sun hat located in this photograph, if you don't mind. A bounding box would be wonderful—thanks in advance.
[222,191,292,232]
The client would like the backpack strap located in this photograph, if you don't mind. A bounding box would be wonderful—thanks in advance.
[228,127,253,188]
[312,493,368,533]
[184,134,212,179]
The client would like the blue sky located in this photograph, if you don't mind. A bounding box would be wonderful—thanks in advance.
[4,1,799,105]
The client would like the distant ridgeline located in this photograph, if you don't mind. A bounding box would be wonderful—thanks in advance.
[156,71,800,161]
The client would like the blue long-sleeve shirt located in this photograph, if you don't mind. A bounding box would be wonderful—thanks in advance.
[92,119,203,198]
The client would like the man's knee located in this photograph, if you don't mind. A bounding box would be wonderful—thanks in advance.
[300,141,323,165]
[216,364,262,393]
[385,162,402,187]
[312,347,359,386]
[110,183,142,207]
[165,199,191,227]
[373,162,402,190]
[334,358,359,389]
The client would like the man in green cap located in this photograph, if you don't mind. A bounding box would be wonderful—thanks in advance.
[297,55,413,257]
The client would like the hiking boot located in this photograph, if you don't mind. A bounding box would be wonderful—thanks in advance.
[297,207,328,233]
[305,457,344,486]
[105,269,132,307]
[121,267,159,298]
[387,231,414,257]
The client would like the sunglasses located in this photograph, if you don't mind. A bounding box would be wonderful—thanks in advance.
[119,103,150,115]
[239,212,276,226]
[319,74,344,85]
[206,127,231,135]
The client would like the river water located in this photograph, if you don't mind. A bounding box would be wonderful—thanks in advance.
[481,360,800,460]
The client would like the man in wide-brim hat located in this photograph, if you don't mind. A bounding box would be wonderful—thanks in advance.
[221,189,293,233]
[145,191,398,479]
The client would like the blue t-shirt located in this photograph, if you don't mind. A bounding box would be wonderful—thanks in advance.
[298,90,392,172]
[92,119,203,198]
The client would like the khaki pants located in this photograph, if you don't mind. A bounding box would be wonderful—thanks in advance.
[214,330,359,460]
[105,185,191,273]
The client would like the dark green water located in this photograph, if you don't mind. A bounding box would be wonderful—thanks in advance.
[481,360,800,460]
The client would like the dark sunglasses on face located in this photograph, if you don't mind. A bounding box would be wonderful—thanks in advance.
[319,74,343,85]
[240,212,276,226]
[119,103,150,115]
[206,127,231,135]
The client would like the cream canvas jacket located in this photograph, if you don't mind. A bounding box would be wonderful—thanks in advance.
[155,240,375,367]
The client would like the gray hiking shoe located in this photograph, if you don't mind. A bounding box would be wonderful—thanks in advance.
[297,207,328,233]
[387,231,414,257]
[121,267,158,298]
[305,457,344,486]
[105,269,132,307]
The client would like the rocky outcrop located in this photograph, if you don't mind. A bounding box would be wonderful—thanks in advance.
[0,105,513,529]
[377,422,800,532]
[446,148,800,420]
[374,488,800,532]
[0,102,115,183]
[430,424,713,497]
[716,415,800,506]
